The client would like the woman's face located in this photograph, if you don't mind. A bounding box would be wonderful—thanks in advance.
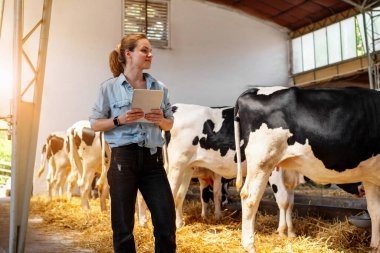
[127,38,153,70]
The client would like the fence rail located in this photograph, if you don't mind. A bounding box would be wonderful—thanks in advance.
[0,160,11,177]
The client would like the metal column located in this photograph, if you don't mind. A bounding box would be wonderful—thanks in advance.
[343,0,380,89]
[9,0,53,252]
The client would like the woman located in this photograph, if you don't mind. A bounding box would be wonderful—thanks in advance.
[89,32,176,253]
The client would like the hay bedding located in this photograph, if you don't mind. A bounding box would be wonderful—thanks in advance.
[29,196,371,253]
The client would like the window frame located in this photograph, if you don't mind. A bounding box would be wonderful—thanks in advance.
[122,0,171,49]
[291,13,373,75]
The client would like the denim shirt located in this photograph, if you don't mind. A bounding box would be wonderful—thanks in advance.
[89,73,173,154]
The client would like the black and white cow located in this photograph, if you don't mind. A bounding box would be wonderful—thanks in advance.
[234,86,380,252]
[166,103,304,236]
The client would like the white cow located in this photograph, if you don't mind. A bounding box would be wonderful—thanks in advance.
[37,132,71,201]
[66,120,111,211]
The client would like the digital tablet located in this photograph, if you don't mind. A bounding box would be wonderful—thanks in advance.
[131,89,164,123]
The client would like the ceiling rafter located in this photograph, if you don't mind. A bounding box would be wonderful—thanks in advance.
[206,0,380,32]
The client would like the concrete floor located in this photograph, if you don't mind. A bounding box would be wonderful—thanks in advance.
[0,197,93,253]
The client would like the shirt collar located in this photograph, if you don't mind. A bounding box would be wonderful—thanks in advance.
[143,72,156,90]
[115,73,157,90]
[115,73,128,87]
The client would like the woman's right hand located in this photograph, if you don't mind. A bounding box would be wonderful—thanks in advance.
[119,108,145,124]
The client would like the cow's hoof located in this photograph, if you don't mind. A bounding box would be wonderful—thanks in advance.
[243,245,256,253]
[288,231,296,238]
[176,220,185,228]
[81,205,90,211]
[138,218,148,227]
[138,222,148,227]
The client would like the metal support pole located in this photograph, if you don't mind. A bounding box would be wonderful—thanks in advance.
[370,10,380,89]
[9,0,53,252]
[9,0,23,251]
[362,11,375,89]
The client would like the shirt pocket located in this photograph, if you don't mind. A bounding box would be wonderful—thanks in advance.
[111,99,131,117]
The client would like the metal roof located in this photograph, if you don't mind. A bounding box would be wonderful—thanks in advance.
[207,0,380,31]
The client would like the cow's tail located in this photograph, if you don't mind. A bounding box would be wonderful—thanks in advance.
[234,103,243,191]
[69,128,84,187]
[37,143,48,177]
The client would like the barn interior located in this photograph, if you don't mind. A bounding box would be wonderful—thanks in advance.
[1,0,380,252]
[208,0,380,89]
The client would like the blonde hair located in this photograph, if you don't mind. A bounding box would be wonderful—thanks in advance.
[109,32,148,77]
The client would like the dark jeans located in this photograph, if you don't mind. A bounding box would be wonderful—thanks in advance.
[108,144,176,253]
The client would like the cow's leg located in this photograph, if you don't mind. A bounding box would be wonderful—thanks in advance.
[363,181,380,249]
[46,166,54,202]
[54,176,63,199]
[198,178,209,219]
[47,158,57,200]
[212,174,223,221]
[269,169,286,236]
[136,190,148,227]
[99,182,109,212]
[241,167,272,253]
[80,168,94,210]
[66,170,78,201]
[47,179,54,202]
[241,126,291,253]
[96,173,109,212]
[169,167,193,228]
[277,202,287,237]
[285,189,295,237]
[269,168,296,237]
[55,166,70,199]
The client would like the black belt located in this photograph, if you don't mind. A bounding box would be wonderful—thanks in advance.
[112,143,144,151]
[112,144,161,152]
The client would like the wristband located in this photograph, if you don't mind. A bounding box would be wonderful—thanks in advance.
[113,116,121,127]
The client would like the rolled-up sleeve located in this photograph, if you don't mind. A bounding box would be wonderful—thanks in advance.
[162,87,173,120]
[89,83,110,126]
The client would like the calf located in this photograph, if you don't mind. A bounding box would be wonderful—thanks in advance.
[234,86,380,252]
[37,132,71,201]
[66,120,111,211]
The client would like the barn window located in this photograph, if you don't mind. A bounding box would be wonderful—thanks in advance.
[290,11,380,75]
[123,0,170,48]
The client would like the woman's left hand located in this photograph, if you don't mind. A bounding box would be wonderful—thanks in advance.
[145,109,163,125]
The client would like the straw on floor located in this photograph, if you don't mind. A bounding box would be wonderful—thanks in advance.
[29,196,371,253]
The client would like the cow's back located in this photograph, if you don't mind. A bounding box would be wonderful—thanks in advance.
[168,103,239,178]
